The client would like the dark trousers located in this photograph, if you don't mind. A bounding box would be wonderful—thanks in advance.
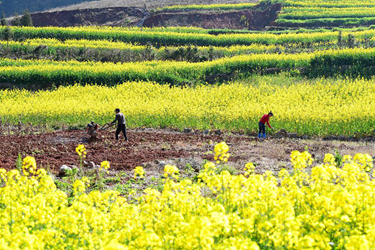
[259,122,266,138]
[116,124,128,141]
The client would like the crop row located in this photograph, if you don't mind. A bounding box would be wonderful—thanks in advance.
[0,38,342,52]
[0,38,288,60]
[6,38,362,64]
[276,0,375,28]
[280,7,375,20]
[0,47,374,86]
[276,17,375,28]
[2,26,375,47]
[208,26,375,35]
[0,52,310,86]
[280,0,375,8]
[0,77,374,136]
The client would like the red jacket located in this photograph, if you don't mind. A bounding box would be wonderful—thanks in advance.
[260,114,272,129]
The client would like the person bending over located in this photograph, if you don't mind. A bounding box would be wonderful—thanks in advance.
[259,111,273,139]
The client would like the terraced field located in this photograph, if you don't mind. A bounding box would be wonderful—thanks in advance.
[276,0,375,28]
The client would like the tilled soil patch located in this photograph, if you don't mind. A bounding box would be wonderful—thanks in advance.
[0,129,374,175]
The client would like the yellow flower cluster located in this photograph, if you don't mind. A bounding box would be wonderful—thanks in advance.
[214,142,230,163]
[278,0,375,26]
[163,165,179,179]
[324,153,336,166]
[244,162,255,176]
[75,144,87,158]
[0,38,289,58]
[134,166,145,179]
[281,6,375,19]
[282,0,375,8]
[290,150,313,169]
[1,149,375,249]
[0,38,145,51]
[1,46,375,87]
[4,25,375,46]
[22,156,37,176]
[0,77,374,136]
[100,161,111,173]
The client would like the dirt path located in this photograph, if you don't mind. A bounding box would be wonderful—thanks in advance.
[1,129,374,176]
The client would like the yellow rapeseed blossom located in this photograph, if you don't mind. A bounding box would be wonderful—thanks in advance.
[163,165,179,179]
[22,156,37,176]
[100,161,110,173]
[0,77,374,136]
[244,162,255,176]
[324,153,336,166]
[134,166,145,179]
[291,150,313,169]
[214,142,230,163]
[1,149,375,249]
[75,144,87,158]
[3,25,375,46]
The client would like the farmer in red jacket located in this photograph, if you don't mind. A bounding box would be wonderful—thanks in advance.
[259,111,273,139]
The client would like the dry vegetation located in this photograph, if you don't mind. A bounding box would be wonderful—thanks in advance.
[45,0,259,12]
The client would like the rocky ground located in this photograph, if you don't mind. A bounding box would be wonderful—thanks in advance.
[1,128,374,178]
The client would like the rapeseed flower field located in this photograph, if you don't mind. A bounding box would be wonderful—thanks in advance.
[0,77,374,136]
[1,46,374,85]
[3,26,375,46]
[276,0,375,27]
[0,143,374,249]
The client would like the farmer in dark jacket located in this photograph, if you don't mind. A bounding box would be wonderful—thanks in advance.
[259,111,273,139]
[111,108,128,141]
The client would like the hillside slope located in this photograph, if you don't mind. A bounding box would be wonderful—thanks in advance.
[0,0,95,16]
[27,2,278,29]
[44,0,259,12]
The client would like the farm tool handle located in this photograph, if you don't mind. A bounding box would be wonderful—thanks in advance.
[99,123,113,131]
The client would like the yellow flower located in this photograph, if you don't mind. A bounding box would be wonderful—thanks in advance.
[291,150,313,169]
[75,144,87,157]
[100,161,110,173]
[244,162,255,176]
[163,165,179,179]
[214,142,230,163]
[2,133,375,249]
[73,179,86,195]
[345,235,369,250]
[324,153,335,165]
[134,166,145,179]
[22,156,37,176]
[103,241,128,250]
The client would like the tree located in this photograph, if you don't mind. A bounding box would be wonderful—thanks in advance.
[1,11,7,26]
[347,34,356,49]
[20,9,33,27]
[3,26,13,47]
[337,30,343,48]
[11,13,21,26]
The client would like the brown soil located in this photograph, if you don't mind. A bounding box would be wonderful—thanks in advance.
[144,4,281,30]
[1,129,374,176]
[23,2,279,30]
[46,0,259,12]
[30,7,146,27]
